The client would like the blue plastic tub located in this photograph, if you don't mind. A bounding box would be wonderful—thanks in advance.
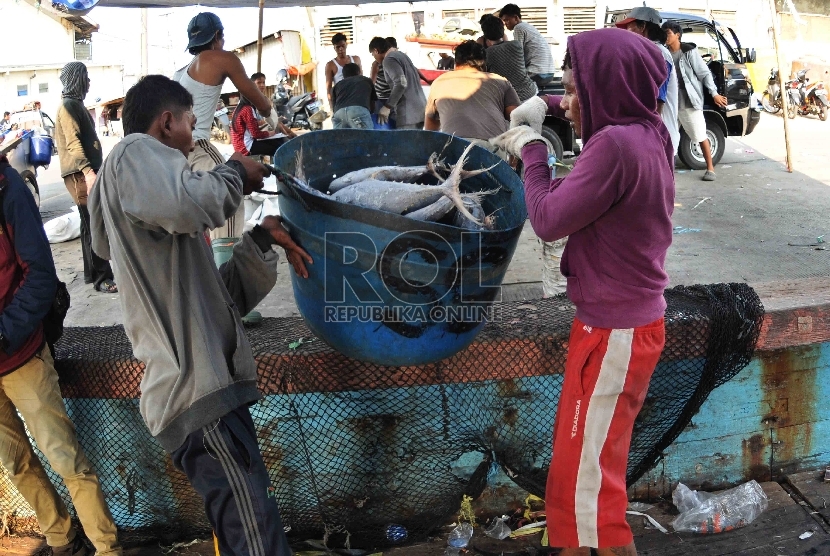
[29,135,53,166]
[274,130,527,367]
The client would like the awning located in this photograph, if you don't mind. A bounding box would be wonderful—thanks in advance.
[99,0,422,7]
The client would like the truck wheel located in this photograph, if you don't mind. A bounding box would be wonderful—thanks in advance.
[677,120,726,170]
[20,170,40,208]
[541,125,564,162]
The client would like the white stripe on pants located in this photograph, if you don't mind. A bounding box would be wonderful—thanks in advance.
[573,328,633,548]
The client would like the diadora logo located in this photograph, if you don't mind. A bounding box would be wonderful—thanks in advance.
[571,399,581,439]
[583,325,592,333]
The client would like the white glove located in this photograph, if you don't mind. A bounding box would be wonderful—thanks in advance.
[263,110,280,132]
[509,96,548,133]
[377,105,391,126]
[490,126,553,160]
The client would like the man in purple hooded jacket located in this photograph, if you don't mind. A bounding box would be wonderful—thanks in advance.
[492,28,674,555]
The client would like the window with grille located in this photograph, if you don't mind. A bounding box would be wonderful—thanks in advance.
[442,9,476,19]
[564,6,596,34]
[39,83,49,93]
[320,16,354,46]
[522,6,550,36]
[74,31,92,61]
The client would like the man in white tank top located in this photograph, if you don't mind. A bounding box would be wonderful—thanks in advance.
[325,32,363,109]
[174,12,276,239]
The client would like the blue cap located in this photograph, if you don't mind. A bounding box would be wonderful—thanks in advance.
[186,12,223,50]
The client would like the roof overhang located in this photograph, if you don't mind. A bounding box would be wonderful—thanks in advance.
[21,0,99,34]
[99,0,424,7]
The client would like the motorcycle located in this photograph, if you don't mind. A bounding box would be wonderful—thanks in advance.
[793,69,829,121]
[272,69,325,131]
[1,130,51,207]
[761,68,782,114]
[211,99,231,144]
[786,76,802,120]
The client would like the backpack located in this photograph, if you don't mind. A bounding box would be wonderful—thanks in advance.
[0,158,70,354]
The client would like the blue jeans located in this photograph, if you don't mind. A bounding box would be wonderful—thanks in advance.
[531,73,555,88]
[332,105,373,129]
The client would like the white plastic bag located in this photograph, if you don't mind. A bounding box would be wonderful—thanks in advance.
[44,206,81,243]
[671,480,768,534]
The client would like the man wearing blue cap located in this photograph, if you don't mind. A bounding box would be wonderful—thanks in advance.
[174,12,278,240]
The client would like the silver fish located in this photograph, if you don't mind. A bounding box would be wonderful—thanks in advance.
[333,142,496,226]
[328,156,450,193]
[404,196,455,222]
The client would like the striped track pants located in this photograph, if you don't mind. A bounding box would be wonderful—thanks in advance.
[545,316,665,549]
[171,406,292,556]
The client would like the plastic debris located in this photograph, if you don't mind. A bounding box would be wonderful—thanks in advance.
[44,206,81,244]
[800,531,815,540]
[673,227,702,234]
[447,522,474,548]
[484,516,512,540]
[671,481,768,534]
[510,520,547,538]
[385,524,408,544]
[824,466,830,482]
[626,511,669,534]
[628,502,655,512]
[721,165,732,168]
[692,197,712,210]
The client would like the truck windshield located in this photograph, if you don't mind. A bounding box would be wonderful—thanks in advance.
[682,27,738,64]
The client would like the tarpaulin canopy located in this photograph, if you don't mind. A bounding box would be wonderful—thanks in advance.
[99,0,426,6]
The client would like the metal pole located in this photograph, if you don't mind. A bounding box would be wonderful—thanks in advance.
[140,8,149,76]
[768,0,794,172]
[257,0,265,73]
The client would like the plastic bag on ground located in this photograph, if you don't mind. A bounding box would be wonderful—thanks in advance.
[484,516,512,540]
[44,206,81,243]
[447,522,473,548]
[671,480,768,534]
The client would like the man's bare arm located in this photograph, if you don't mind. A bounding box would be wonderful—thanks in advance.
[223,52,272,115]
[424,116,441,131]
[325,61,336,102]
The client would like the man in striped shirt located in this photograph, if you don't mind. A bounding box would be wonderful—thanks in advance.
[480,14,538,102]
[500,3,556,88]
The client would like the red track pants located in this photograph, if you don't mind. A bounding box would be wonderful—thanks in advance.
[546,316,665,549]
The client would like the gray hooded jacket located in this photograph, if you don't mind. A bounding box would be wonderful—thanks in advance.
[676,43,720,111]
[89,134,279,452]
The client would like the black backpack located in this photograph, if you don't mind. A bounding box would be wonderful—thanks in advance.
[0,158,70,354]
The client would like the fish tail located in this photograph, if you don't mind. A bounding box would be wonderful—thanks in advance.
[459,162,499,181]
[444,142,482,225]
[295,145,306,184]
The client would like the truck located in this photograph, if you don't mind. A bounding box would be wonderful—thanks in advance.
[541,10,761,169]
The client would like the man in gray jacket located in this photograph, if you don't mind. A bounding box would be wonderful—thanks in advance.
[369,37,426,129]
[89,75,312,556]
[663,21,728,181]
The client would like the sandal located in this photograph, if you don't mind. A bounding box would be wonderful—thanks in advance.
[96,279,118,293]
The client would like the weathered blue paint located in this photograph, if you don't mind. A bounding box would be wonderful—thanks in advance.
[273,130,528,367]
[629,342,830,498]
[3,343,827,528]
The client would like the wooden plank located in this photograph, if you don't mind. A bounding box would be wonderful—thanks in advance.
[787,469,830,524]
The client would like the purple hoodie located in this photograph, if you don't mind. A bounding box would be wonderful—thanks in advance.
[522,28,675,329]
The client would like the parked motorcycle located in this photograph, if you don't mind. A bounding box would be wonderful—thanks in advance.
[761,68,782,114]
[793,69,829,121]
[786,77,802,120]
[211,99,231,144]
[1,130,51,207]
[272,69,325,131]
